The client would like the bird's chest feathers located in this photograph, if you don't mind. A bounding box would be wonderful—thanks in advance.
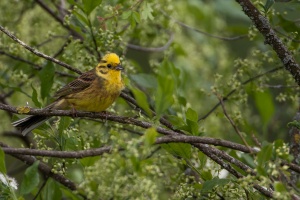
[66,75,124,112]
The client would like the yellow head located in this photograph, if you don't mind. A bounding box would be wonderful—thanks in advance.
[95,53,124,81]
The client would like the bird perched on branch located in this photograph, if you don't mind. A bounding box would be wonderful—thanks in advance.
[13,53,124,135]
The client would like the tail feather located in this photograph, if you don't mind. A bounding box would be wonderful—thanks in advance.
[12,115,50,136]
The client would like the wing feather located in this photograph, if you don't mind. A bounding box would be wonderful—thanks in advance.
[54,70,96,98]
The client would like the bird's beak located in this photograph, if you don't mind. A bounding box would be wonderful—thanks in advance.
[115,64,124,71]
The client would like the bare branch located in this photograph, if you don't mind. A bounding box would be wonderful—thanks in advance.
[1,102,179,136]
[235,0,300,85]
[0,135,256,159]
[1,145,111,158]
[156,135,257,153]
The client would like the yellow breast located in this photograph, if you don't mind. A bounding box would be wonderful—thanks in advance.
[60,76,124,112]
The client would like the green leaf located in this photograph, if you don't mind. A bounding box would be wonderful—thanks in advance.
[177,108,200,135]
[186,119,199,135]
[202,178,230,192]
[42,178,62,200]
[241,153,255,168]
[274,181,287,192]
[155,60,177,117]
[144,127,158,146]
[130,14,137,28]
[257,143,273,166]
[274,139,284,149]
[82,0,102,15]
[73,9,89,26]
[132,11,140,23]
[264,0,275,13]
[20,161,40,194]
[31,84,41,107]
[131,88,152,117]
[178,96,187,106]
[254,90,274,124]
[122,11,132,19]
[256,165,267,176]
[167,115,186,129]
[200,170,212,181]
[130,73,157,89]
[0,148,6,173]
[58,117,72,135]
[186,108,198,122]
[141,3,154,20]
[39,62,55,100]
[80,156,100,167]
[287,120,300,129]
[161,143,191,159]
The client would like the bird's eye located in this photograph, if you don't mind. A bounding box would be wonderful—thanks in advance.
[107,64,112,68]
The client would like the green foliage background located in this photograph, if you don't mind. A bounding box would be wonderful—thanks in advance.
[0,0,299,199]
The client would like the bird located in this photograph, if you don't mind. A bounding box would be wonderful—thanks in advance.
[12,53,124,136]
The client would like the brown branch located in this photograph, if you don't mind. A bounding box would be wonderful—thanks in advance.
[195,144,273,197]
[156,135,257,153]
[1,102,179,136]
[0,142,78,192]
[1,145,111,158]
[3,102,257,151]
[217,94,252,151]
[34,0,82,40]
[0,135,256,158]
[0,25,83,75]
[235,0,300,85]
[0,50,77,78]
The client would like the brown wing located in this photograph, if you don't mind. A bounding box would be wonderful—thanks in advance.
[54,70,96,98]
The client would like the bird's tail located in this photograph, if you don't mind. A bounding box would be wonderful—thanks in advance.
[12,115,50,136]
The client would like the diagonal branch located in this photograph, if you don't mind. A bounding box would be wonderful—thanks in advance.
[0,50,76,78]
[0,25,83,75]
[34,0,82,40]
[235,0,300,85]
[195,144,273,198]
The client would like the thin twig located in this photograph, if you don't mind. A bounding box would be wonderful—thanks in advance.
[216,93,252,152]
[34,0,82,39]
[87,18,101,60]
[199,66,284,121]
[0,25,83,75]
[126,32,174,52]
[0,50,77,78]
[161,10,247,41]
[32,177,49,200]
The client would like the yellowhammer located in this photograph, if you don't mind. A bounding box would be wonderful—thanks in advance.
[13,53,124,135]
